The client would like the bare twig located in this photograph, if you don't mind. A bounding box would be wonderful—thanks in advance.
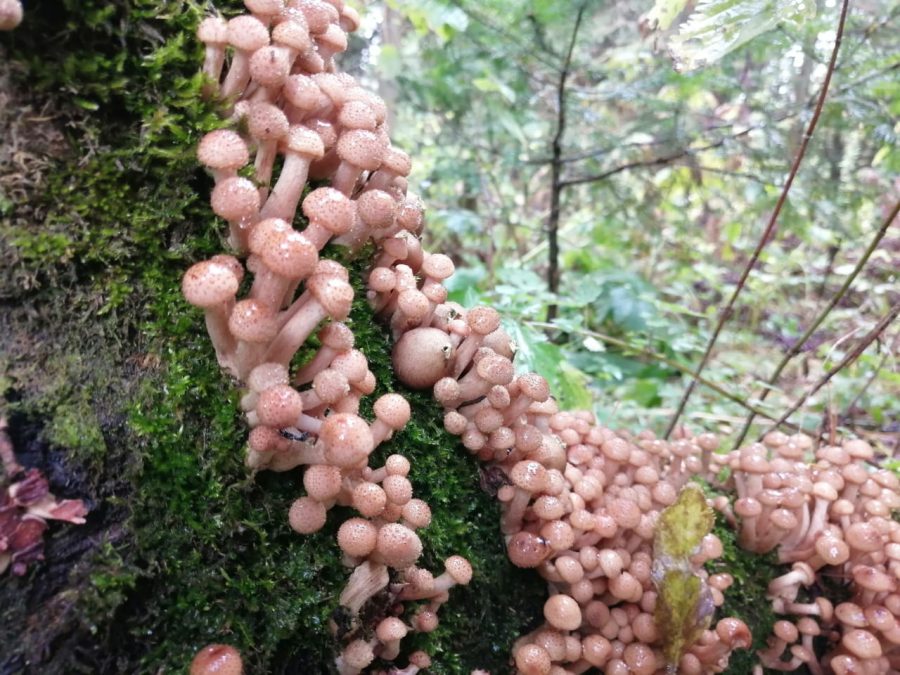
[664,0,852,439]
[733,200,900,447]
[558,139,732,188]
[545,4,586,323]
[843,329,900,423]
[759,302,900,439]
[525,321,798,429]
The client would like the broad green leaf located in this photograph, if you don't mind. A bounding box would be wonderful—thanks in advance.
[668,0,816,72]
[654,483,714,560]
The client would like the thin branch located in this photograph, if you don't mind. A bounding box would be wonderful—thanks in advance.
[545,4,586,323]
[759,302,900,439]
[558,136,741,188]
[525,322,798,429]
[733,199,900,447]
[843,330,899,423]
[664,0,852,439]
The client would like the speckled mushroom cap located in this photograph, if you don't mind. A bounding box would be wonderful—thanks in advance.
[247,362,290,392]
[256,384,304,427]
[228,299,280,342]
[211,176,261,221]
[293,0,335,34]
[376,616,409,643]
[302,187,355,234]
[373,394,411,430]
[317,23,347,54]
[311,368,349,403]
[272,16,311,53]
[308,274,354,320]
[248,102,290,142]
[303,464,342,501]
[197,16,228,44]
[210,254,246,285]
[319,413,373,466]
[283,74,327,112]
[379,146,412,177]
[261,230,319,279]
[226,14,270,51]
[345,89,387,126]
[401,499,431,529]
[376,523,422,569]
[338,100,377,131]
[288,496,327,534]
[282,125,325,159]
[340,639,374,670]
[337,517,378,557]
[249,45,291,89]
[356,189,396,229]
[317,321,354,350]
[245,0,285,17]
[197,130,250,172]
[443,555,473,585]
[336,129,386,171]
[352,481,387,517]
[189,644,243,675]
[182,260,240,308]
[249,217,292,254]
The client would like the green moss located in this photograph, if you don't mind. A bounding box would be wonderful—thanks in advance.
[708,511,782,674]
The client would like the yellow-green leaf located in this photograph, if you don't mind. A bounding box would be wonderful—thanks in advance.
[655,568,714,667]
[654,483,714,559]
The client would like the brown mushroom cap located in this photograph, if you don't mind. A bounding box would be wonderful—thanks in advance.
[190,644,243,675]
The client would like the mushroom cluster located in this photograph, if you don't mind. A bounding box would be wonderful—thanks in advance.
[717,433,900,673]
[187,3,900,673]
[185,1,468,671]
[0,419,89,576]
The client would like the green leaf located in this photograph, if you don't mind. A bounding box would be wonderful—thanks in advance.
[655,568,714,667]
[668,0,816,72]
[654,483,714,560]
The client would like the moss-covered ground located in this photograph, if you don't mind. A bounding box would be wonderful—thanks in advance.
[0,1,545,672]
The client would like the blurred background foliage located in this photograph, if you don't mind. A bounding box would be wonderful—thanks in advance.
[357,0,898,451]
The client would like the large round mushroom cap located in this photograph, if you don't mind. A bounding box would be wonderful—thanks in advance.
[392,327,453,390]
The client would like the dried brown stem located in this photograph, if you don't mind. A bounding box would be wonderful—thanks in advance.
[759,302,900,439]
[664,0,852,439]
[733,199,900,447]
